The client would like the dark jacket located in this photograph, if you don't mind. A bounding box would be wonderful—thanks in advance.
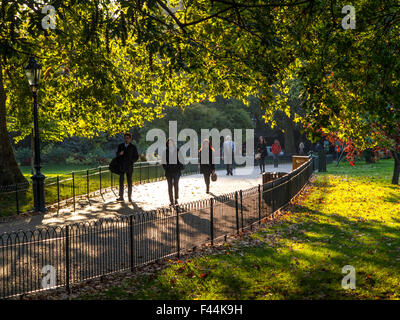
[199,147,215,174]
[162,147,184,176]
[116,143,139,173]
[256,141,268,158]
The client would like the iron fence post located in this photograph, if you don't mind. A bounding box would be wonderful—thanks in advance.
[210,198,214,246]
[72,172,75,212]
[86,169,89,200]
[129,215,134,271]
[272,181,275,213]
[139,162,142,183]
[176,206,180,259]
[15,183,19,215]
[240,190,244,232]
[235,191,239,234]
[258,184,261,225]
[99,167,102,194]
[65,225,70,294]
[57,176,60,213]
[147,163,150,183]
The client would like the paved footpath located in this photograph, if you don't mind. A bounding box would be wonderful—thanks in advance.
[0,163,292,234]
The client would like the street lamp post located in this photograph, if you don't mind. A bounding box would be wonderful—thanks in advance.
[25,56,46,212]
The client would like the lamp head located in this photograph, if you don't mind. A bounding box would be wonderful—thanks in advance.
[24,56,42,92]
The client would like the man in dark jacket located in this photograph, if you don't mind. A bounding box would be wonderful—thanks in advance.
[162,138,184,206]
[116,133,139,202]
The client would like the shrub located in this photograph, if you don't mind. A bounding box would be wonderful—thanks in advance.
[41,144,70,164]
[14,147,31,166]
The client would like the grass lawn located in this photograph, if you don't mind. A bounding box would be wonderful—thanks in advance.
[20,164,98,179]
[78,159,400,300]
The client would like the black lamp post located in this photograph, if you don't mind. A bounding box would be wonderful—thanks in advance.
[25,56,46,212]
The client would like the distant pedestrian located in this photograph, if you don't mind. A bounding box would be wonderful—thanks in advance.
[271,139,282,168]
[199,139,215,194]
[162,138,184,206]
[116,133,139,202]
[299,141,305,155]
[223,135,235,175]
[255,136,268,173]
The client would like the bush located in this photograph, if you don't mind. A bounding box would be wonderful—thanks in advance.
[14,147,31,166]
[65,149,112,166]
[41,144,70,164]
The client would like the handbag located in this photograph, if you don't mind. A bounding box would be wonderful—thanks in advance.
[109,157,123,175]
[211,171,217,182]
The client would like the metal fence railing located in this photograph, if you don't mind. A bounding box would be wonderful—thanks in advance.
[0,160,206,217]
[0,158,313,299]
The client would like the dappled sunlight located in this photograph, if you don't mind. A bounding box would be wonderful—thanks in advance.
[82,161,400,300]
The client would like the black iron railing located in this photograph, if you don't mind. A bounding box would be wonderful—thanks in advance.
[0,161,204,217]
[0,159,313,299]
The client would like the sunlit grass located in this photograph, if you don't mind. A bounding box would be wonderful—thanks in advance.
[79,159,400,300]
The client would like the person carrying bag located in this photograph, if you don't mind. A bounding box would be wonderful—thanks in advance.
[162,138,184,206]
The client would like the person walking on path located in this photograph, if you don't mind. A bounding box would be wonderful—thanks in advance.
[223,135,235,175]
[199,139,216,194]
[299,141,305,155]
[271,139,282,168]
[116,133,139,202]
[162,138,184,206]
[256,136,268,173]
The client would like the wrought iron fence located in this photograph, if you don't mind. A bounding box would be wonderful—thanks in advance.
[0,159,313,299]
[0,161,203,217]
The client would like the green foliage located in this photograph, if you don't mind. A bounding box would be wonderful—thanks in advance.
[14,147,31,166]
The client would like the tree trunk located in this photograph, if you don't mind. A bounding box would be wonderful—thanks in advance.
[282,117,297,155]
[392,150,400,185]
[0,62,28,187]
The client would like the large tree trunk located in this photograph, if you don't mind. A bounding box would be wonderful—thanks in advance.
[392,150,400,185]
[0,62,28,187]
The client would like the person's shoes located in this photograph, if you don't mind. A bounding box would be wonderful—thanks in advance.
[116,197,124,202]
[175,199,179,205]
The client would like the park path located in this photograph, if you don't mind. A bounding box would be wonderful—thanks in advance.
[0,163,292,234]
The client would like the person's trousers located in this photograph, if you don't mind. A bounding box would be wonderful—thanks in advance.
[203,172,211,191]
[273,154,279,168]
[226,164,233,175]
[119,170,133,199]
[166,172,180,203]
[259,157,266,172]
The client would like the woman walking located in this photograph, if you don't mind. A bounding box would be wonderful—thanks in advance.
[162,138,184,206]
[199,139,215,194]
[271,139,282,168]
[256,136,268,173]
